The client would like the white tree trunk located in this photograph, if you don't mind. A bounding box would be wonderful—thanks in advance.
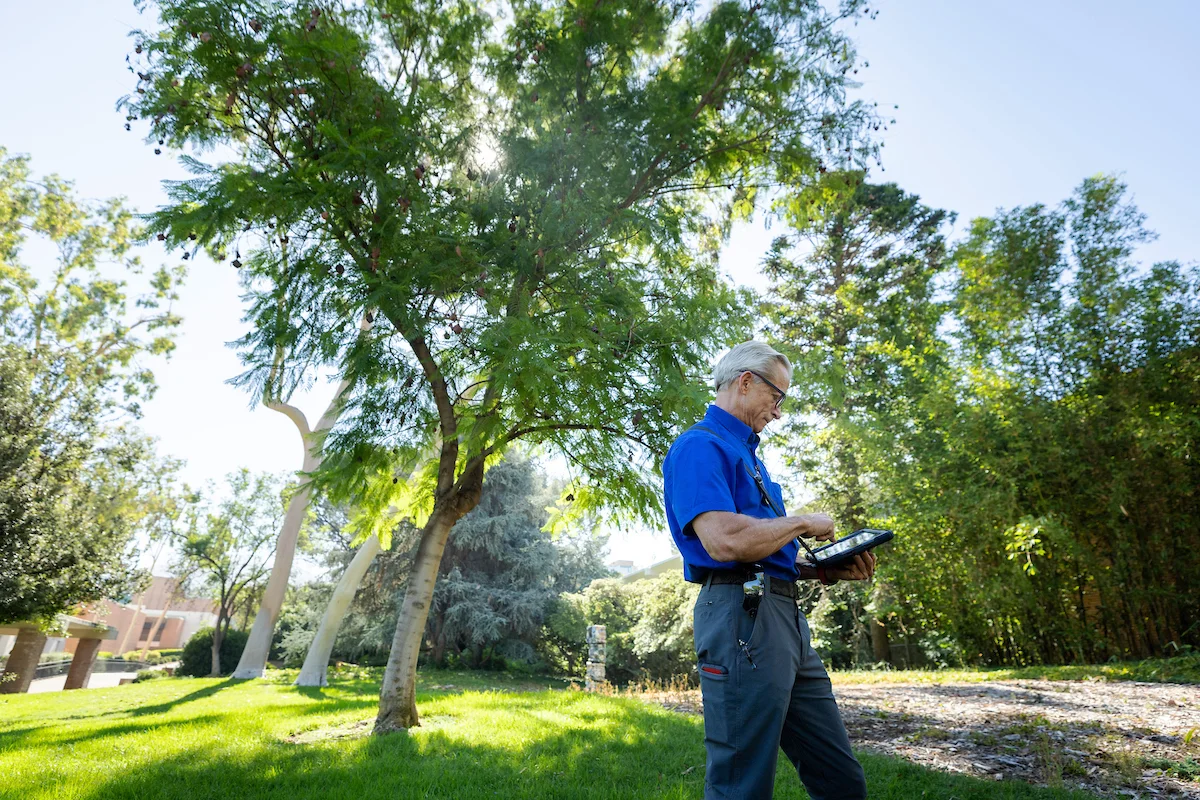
[375,513,456,732]
[231,477,318,679]
[232,317,372,679]
[139,589,177,662]
[294,534,381,687]
[115,602,144,656]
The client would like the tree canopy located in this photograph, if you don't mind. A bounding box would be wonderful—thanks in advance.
[0,150,185,626]
[124,0,880,728]
[764,174,1200,666]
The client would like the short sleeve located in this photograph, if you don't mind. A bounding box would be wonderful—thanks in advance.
[666,434,738,535]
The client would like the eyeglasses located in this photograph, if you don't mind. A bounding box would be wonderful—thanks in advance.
[746,370,788,410]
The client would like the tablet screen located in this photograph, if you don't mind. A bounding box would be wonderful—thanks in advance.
[810,529,890,563]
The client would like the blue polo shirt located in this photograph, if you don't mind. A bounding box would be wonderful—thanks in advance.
[662,405,799,582]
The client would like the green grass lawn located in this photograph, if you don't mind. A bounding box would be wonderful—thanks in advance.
[0,670,1108,800]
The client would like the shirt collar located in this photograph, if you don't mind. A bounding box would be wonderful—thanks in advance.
[704,405,760,451]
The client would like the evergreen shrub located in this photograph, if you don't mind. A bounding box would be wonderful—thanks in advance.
[178,628,249,677]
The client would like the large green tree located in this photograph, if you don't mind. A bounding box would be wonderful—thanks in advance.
[769,175,1200,666]
[919,175,1200,663]
[762,174,952,666]
[124,0,878,729]
[0,150,185,625]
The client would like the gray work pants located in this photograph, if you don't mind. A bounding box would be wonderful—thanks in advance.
[693,581,867,799]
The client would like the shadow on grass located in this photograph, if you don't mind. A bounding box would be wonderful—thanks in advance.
[52,693,1100,800]
[128,677,242,717]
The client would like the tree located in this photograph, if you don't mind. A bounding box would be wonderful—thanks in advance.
[0,148,184,422]
[762,174,952,665]
[0,347,145,623]
[0,149,185,624]
[125,0,879,729]
[287,458,608,682]
[915,175,1200,663]
[177,470,284,676]
[231,335,363,679]
[541,571,698,684]
[771,175,1200,666]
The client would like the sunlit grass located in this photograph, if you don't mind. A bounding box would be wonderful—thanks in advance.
[0,670,1104,799]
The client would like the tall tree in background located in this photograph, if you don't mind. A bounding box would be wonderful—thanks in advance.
[284,458,608,678]
[919,175,1200,663]
[177,470,285,676]
[763,175,952,665]
[775,175,1200,666]
[125,0,878,729]
[0,150,185,625]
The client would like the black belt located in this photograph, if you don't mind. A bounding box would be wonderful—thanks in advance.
[704,570,797,599]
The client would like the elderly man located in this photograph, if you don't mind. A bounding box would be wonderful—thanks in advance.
[663,340,875,799]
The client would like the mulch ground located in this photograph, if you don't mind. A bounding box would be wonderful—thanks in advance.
[636,678,1200,799]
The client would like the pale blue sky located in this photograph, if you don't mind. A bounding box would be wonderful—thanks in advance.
[3,1,1197,569]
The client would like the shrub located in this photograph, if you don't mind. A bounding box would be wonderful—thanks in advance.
[177,628,249,677]
[136,649,182,665]
[133,669,163,683]
[539,573,699,685]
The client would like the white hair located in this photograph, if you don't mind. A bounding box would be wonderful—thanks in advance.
[712,341,792,392]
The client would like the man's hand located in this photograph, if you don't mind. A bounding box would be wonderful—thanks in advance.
[827,552,876,582]
[800,513,837,543]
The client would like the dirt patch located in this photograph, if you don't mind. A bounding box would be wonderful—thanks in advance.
[284,718,374,744]
[636,679,1200,798]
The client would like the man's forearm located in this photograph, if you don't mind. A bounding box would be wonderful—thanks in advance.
[694,511,823,563]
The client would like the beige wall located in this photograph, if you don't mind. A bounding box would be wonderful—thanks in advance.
[65,577,217,655]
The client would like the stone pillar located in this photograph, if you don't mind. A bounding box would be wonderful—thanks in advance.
[585,624,606,691]
[64,637,103,690]
[0,628,47,694]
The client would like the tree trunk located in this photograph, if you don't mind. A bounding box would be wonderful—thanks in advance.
[115,599,144,656]
[232,480,316,678]
[375,511,459,732]
[295,534,381,687]
[431,616,447,667]
[232,373,354,679]
[139,588,178,662]
[211,619,224,677]
[871,617,891,664]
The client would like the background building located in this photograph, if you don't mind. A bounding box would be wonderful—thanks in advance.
[0,577,219,661]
